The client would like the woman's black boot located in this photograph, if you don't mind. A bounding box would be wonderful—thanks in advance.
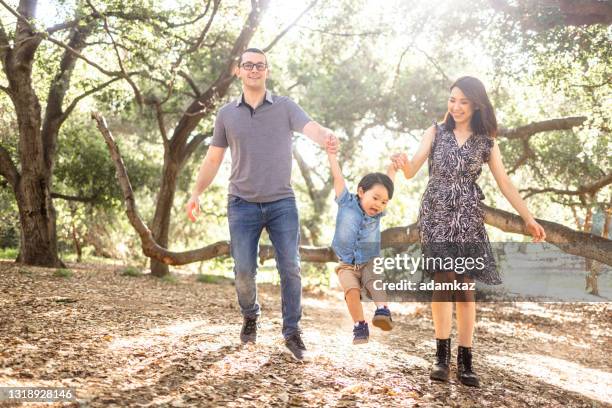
[430,338,451,381]
[457,346,480,387]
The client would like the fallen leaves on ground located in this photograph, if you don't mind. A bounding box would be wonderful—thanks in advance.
[0,261,610,407]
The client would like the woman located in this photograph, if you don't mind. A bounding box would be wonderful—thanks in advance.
[392,76,546,387]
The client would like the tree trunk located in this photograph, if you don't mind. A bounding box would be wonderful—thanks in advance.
[71,219,82,263]
[14,174,63,267]
[150,156,179,276]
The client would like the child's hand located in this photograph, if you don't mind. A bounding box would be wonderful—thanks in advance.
[326,134,339,155]
[387,161,398,176]
[391,153,409,172]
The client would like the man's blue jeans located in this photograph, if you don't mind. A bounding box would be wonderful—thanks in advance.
[227,195,302,338]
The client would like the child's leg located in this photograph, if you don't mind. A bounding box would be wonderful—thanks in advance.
[362,261,393,330]
[336,264,365,322]
[345,288,365,322]
[362,261,388,308]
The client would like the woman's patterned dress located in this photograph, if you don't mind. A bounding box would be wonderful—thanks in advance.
[418,122,502,285]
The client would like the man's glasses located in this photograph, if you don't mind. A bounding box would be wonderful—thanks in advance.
[240,62,267,71]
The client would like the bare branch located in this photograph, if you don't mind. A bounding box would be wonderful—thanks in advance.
[90,114,612,268]
[178,70,201,97]
[0,16,9,52]
[85,0,144,105]
[170,0,271,155]
[60,77,123,123]
[296,25,384,37]
[182,0,219,55]
[483,204,611,266]
[507,138,535,175]
[263,0,318,52]
[521,173,612,199]
[489,0,612,29]
[1,0,41,64]
[0,0,26,24]
[46,19,81,34]
[182,133,209,168]
[413,44,451,83]
[44,35,124,77]
[51,192,98,203]
[0,143,19,189]
[154,102,169,146]
[293,147,318,203]
[392,43,412,88]
[498,116,587,139]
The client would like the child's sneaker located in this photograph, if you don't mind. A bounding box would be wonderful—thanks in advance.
[372,306,393,331]
[352,321,369,344]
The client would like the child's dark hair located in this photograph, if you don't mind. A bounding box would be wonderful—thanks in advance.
[357,172,394,199]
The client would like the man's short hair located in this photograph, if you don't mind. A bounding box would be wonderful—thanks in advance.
[238,48,267,65]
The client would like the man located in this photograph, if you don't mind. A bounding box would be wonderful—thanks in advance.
[186,48,338,361]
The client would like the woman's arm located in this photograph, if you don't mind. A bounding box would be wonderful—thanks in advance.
[488,140,547,241]
[392,125,436,179]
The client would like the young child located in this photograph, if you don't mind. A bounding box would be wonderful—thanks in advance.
[326,136,398,344]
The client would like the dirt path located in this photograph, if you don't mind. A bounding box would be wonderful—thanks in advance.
[0,261,610,407]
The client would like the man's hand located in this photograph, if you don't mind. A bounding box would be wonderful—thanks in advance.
[185,196,201,222]
[326,134,339,155]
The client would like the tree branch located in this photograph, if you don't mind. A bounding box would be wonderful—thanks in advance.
[293,147,319,204]
[42,21,96,170]
[85,0,144,106]
[296,26,384,37]
[51,192,98,203]
[0,15,9,55]
[178,70,201,97]
[60,77,123,123]
[520,173,612,199]
[90,113,612,267]
[488,0,612,29]
[46,19,81,34]
[262,0,318,52]
[154,101,169,146]
[181,132,210,169]
[507,138,535,175]
[170,0,271,157]
[483,204,611,265]
[498,116,587,139]
[43,35,124,77]
[413,43,450,83]
[0,143,19,190]
[182,0,219,55]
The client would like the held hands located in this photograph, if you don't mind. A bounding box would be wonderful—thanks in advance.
[325,133,339,155]
[185,196,201,222]
[391,153,410,176]
[526,218,546,242]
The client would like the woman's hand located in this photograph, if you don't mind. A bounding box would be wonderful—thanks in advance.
[526,218,546,242]
[391,153,410,176]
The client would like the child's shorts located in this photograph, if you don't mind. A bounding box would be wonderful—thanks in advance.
[335,259,387,303]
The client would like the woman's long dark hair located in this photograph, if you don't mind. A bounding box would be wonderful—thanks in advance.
[443,76,497,138]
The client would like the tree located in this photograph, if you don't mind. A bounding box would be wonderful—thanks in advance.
[0,0,120,266]
[73,0,315,276]
[0,0,298,272]
[92,112,612,268]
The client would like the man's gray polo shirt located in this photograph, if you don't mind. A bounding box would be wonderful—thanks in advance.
[211,90,311,203]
